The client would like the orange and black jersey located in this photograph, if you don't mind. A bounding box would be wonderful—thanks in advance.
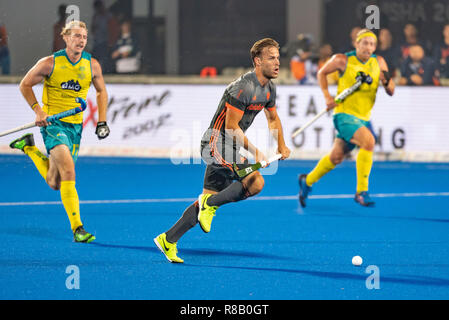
[201,71,277,167]
[201,71,276,142]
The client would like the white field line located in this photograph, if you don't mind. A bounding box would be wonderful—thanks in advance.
[1,192,449,206]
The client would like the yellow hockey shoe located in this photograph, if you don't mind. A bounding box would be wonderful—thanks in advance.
[153,233,184,263]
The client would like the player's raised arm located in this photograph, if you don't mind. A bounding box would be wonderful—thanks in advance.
[317,53,347,110]
[19,56,54,127]
[91,57,110,139]
[377,55,395,96]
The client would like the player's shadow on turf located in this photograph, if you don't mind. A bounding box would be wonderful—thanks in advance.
[90,242,160,254]
[189,264,449,287]
[91,242,160,253]
[383,216,449,224]
[0,227,67,241]
[181,248,292,261]
[311,211,449,224]
[92,242,291,261]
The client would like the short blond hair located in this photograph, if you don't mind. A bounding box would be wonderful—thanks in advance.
[60,20,88,36]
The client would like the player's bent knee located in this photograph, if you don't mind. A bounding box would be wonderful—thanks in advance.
[247,174,265,195]
[364,139,375,151]
[59,168,76,181]
[47,179,61,191]
[46,172,61,190]
[333,157,344,165]
[358,130,375,151]
[330,153,344,165]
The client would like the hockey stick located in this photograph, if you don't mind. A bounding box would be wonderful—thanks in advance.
[0,97,87,137]
[233,153,283,178]
[291,72,371,138]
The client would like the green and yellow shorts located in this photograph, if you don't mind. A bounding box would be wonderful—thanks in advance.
[40,119,83,162]
[333,113,373,151]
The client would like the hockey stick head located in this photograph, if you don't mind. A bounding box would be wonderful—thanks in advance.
[75,97,87,112]
[46,97,88,123]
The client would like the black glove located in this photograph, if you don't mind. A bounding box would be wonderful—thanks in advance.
[356,71,373,85]
[355,71,365,82]
[95,121,110,139]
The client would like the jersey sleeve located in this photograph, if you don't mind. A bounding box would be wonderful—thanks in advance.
[225,79,253,115]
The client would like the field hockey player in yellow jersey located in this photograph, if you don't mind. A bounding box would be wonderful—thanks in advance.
[9,20,110,242]
[298,29,395,207]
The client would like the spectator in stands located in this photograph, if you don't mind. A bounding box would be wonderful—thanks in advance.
[282,33,314,61]
[91,0,115,73]
[317,44,338,85]
[111,19,141,74]
[339,26,361,53]
[399,24,422,62]
[53,4,67,52]
[289,34,317,85]
[399,44,438,86]
[0,20,10,74]
[107,3,121,64]
[432,24,449,79]
[376,28,400,76]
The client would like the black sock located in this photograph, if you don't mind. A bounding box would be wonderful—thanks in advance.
[165,201,199,243]
[206,181,251,207]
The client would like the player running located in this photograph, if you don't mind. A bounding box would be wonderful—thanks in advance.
[9,20,110,242]
[154,38,291,263]
[298,29,395,208]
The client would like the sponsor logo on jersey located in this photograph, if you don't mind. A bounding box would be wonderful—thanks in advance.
[61,80,82,92]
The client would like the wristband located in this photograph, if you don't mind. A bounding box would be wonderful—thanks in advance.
[31,102,39,110]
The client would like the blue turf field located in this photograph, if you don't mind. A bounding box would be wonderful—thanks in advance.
[1,154,449,300]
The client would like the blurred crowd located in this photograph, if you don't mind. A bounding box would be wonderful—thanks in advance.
[0,18,10,75]
[285,23,449,86]
[1,0,449,85]
[53,0,140,75]
[1,1,141,75]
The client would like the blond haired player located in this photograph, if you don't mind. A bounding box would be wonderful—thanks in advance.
[299,29,395,207]
[9,21,110,242]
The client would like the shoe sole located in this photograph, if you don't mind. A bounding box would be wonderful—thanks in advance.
[153,237,183,263]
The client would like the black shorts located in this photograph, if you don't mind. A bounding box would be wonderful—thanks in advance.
[200,140,252,192]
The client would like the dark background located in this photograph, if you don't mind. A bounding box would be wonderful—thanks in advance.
[178,0,287,74]
[324,0,449,53]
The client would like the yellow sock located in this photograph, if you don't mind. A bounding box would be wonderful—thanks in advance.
[356,149,373,193]
[60,180,83,232]
[306,154,336,186]
[23,146,49,181]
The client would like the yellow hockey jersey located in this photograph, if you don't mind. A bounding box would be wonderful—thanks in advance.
[42,49,92,124]
[334,51,380,121]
